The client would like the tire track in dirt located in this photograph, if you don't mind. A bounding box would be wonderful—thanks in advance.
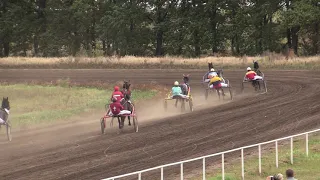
[0,69,319,180]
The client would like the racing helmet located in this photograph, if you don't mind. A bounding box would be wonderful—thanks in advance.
[114,86,119,91]
[174,81,179,86]
[247,67,252,71]
[210,68,215,72]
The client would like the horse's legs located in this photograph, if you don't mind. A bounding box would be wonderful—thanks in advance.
[221,88,225,96]
[117,117,122,129]
[175,99,178,107]
[121,117,125,128]
[127,103,132,126]
[128,116,131,126]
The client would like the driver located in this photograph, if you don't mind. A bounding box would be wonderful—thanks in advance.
[172,81,186,98]
[209,75,228,89]
[245,67,263,81]
[108,97,131,116]
[204,68,218,83]
[111,86,124,103]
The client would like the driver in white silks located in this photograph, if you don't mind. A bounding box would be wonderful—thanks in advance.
[108,97,131,116]
[171,81,187,98]
[204,68,218,83]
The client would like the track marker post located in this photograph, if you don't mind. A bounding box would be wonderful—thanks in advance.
[306,133,309,157]
[275,140,278,168]
[290,137,293,164]
[241,149,244,180]
[203,158,206,180]
[180,163,183,180]
[258,145,262,175]
[222,153,225,180]
[161,167,164,180]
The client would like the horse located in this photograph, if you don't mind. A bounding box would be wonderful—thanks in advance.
[0,97,11,140]
[0,97,10,126]
[121,80,133,126]
[208,62,213,70]
[181,74,190,95]
[174,74,191,107]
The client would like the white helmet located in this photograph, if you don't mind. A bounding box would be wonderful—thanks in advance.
[247,67,251,71]
[210,68,215,72]
[174,81,179,86]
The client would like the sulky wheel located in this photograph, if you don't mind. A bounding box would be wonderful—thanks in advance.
[181,100,186,112]
[241,82,245,94]
[6,120,12,141]
[100,118,105,134]
[205,89,209,100]
[229,87,233,100]
[263,80,268,93]
[164,100,168,111]
[189,97,194,112]
[133,116,139,132]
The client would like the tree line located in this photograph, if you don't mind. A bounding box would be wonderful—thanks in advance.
[0,0,319,57]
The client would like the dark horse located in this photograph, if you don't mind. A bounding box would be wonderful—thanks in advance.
[181,74,190,95]
[0,97,10,128]
[208,62,213,70]
[120,80,133,127]
[175,74,190,107]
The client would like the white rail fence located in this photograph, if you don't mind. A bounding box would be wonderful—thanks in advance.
[102,128,320,180]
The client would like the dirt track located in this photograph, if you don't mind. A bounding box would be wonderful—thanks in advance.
[0,69,320,180]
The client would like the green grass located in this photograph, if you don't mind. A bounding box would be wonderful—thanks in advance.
[196,134,320,180]
[0,84,156,127]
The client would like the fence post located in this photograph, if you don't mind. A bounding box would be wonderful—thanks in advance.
[241,148,244,180]
[181,163,183,180]
[161,167,164,180]
[203,158,206,180]
[290,137,293,164]
[138,173,141,180]
[222,153,225,180]
[276,140,278,168]
[259,144,261,175]
[306,133,309,157]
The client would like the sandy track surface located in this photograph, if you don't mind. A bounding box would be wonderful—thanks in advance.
[0,69,319,180]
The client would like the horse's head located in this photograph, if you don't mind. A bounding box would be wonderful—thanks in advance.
[208,62,213,71]
[2,97,10,110]
[123,80,131,90]
[182,74,190,84]
[217,69,223,77]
